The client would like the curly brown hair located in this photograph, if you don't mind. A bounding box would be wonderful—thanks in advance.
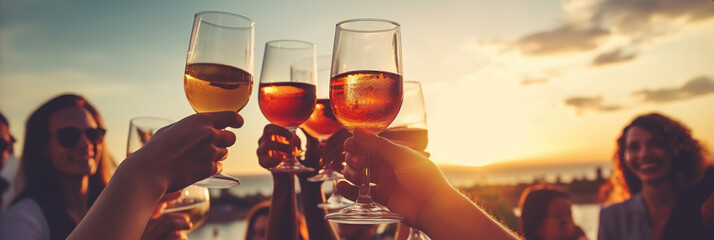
[610,113,710,199]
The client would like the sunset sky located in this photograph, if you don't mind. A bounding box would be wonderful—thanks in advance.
[2,0,713,175]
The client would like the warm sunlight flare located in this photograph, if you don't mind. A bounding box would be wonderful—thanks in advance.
[2,1,714,239]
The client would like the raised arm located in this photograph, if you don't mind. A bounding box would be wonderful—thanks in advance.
[296,129,349,240]
[257,124,302,240]
[338,129,519,240]
[68,112,243,240]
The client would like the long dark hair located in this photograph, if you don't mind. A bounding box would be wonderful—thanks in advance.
[18,94,114,239]
[518,184,570,240]
[610,113,709,200]
[0,111,8,128]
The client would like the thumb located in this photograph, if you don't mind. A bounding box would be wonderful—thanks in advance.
[352,128,412,167]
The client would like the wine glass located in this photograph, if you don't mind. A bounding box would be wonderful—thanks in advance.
[296,55,354,209]
[325,18,404,224]
[303,55,344,181]
[184,11,254,187]
[161,185,211,233]
[126,117,173,158]
[259,40,317,173]
[381,81,429,239]
[127,118,211,233]
[318,179,354,209]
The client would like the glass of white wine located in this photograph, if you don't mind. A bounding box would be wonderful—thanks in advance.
[161,185,211,233]
[127,117,210,234]
[184,11,254,187]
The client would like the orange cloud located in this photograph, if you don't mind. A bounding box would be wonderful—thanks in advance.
[634,76,714,103]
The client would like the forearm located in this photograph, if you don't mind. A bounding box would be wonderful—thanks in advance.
[69,159,167,240]
[418,187,519,240]
[267,173,299,240]
[298,178,339,240]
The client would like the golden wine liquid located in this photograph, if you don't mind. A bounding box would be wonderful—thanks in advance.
[184,63,253,113]
[330,70,403,134]
[163,201,210,231]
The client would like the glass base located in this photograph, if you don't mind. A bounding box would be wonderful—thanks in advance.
[325,201,403,224]
[307,169,344,182]
[194,173,240,188]
[270,160,315,173]
[318,194,353,209]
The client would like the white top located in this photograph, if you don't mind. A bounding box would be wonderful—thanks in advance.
[0,198,50,240]
[1,154,22,213]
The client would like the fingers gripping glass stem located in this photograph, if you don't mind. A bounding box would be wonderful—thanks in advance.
[183,11,254,188]
[325,18,404,224]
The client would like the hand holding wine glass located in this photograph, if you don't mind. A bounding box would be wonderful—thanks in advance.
[380,81,429,239]
[183,11,254,187]
[128,112,244,192]
[259,40,317,173]
[69,112,244,240]
[160,185,210,233]
[127,117,211,233]
[128,117,193,240]
[325,18,404,224]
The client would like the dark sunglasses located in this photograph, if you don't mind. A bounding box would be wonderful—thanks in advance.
[55,127,106,148]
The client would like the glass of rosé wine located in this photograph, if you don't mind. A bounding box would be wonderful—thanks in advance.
[381,81,429,239]
[183,11,254,188]
[299,55,345,181]
[259,40,317,173]
[324,19,404,224]
[295,55,354,209]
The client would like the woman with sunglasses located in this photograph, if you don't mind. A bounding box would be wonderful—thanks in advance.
[0,111,16,212]
[0,94,190,240]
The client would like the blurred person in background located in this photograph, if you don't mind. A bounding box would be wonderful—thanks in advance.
[599,113,711,240]
[0,94,191,240]
[518,184,587,240]
[0,111,16,212]
[245,200,271,240]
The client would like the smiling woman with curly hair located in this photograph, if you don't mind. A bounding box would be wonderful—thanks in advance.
[598,113,711,240]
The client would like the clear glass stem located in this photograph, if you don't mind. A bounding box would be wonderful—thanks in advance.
[332,178,340,195]
[269,128,314,173]
[356,152,372,203]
